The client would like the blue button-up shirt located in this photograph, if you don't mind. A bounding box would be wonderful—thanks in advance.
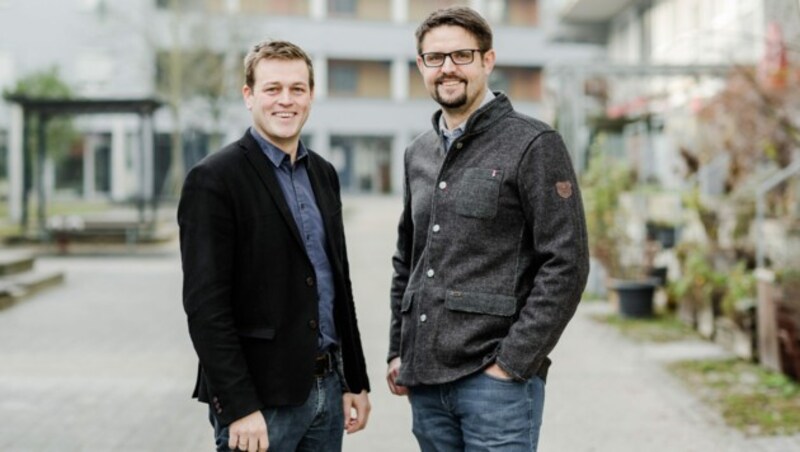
[250,128,338,352]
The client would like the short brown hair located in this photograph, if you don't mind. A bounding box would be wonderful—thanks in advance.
[243,40,314,90]
[415,6,493,55]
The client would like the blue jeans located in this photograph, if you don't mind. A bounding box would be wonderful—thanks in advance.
[409,371,545,452]
[209,372,344,452]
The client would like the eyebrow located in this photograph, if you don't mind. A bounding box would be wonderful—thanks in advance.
[261,81,308,88]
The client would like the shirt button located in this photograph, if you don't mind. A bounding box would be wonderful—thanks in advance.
[432,224,440,233]
[306,277,315,287]
[420,314,427,322]
[439,181,447,190]
[308,320,318,329]
[426,269,435,278]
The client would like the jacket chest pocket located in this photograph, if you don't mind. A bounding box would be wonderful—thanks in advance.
[455,168,503,219]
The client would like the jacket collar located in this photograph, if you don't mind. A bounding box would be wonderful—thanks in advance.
[430,91,513,137]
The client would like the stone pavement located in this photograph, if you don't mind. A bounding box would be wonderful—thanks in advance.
[1,195,799,451]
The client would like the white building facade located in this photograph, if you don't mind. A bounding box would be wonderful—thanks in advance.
[1,0,602,221]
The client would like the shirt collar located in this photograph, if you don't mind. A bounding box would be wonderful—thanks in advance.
[250,127,308,168]
[438,89,496,136]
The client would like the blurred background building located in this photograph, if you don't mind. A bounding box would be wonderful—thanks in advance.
[0,0,602,224]
[549,0,799,190]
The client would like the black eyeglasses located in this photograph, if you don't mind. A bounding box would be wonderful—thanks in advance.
[419,49,482,68]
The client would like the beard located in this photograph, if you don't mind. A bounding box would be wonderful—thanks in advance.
[433,78,468,109]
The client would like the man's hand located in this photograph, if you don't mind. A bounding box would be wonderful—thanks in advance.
[386,357,409,396]
[484,362,513,380]
[228,410,268,452]
[342,390,371,434]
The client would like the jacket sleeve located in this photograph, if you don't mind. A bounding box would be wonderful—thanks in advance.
[496,130,590,380]
[388,150,413,362]
[178,163,263,425]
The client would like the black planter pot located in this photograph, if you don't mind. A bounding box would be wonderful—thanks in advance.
[645,222,678,249]
[647,266,668,287]
[611,279,657,318]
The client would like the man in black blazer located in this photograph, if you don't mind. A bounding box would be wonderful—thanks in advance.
[178,40,370,452]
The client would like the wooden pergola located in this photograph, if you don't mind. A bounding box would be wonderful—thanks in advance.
[3,96,162,238]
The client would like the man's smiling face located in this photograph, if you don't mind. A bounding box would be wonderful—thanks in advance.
[243,58,313,151]
[417,25,494,114]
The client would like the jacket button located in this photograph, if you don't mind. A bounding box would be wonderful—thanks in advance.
[308,320,318,329]
[426,269,435,278]
[439,181,447,190]
[306,276,315,287]
[432,224,440,233]
[420,314,427,322]
[456,142,463,149]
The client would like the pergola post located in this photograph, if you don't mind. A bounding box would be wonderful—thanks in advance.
[8,104,24,223]
[36,114,49,239]
[20,110,31,233]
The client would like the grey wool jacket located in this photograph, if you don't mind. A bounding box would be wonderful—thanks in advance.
[389,92,589,386]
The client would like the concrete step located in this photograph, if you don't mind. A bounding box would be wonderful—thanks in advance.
[0,251,35,276]
[0,269,65,310]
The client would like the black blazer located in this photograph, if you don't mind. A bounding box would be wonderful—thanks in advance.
[178,131,370,425]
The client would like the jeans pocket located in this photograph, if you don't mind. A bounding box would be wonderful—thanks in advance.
[481,370,517,384]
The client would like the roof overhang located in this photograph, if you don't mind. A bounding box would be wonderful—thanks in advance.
[3,96,162,116]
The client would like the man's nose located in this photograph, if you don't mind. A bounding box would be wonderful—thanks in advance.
[278,89,293,104]
[441,55,458,73]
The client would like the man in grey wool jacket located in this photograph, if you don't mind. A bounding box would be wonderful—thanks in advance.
[386,6,589,451]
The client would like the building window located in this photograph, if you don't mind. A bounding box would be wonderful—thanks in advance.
[330,135,393,193]
[485,0,538,26]
[328,0,390,20]
[408,61,428,99]
[329,0,356,16]
[329,62,358,95]
[239,0,309,15]
[328,59,391,98]
[155,0,205,12]
[409,0,461,22]
[490,66,542,102]
[55,138,85,195]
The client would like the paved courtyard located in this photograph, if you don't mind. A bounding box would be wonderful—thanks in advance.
[1,195,799,451]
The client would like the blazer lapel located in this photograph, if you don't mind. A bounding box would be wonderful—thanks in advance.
[238,132,306,251]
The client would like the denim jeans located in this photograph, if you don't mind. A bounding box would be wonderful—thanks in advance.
[408,371,545,452]
[209,372,344,452]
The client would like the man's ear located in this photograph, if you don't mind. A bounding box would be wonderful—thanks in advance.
[482,49,496,74]
[416,55,425,73]
[242,84,253,110]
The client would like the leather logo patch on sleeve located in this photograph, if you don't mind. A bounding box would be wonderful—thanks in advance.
[556,181,573,199]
